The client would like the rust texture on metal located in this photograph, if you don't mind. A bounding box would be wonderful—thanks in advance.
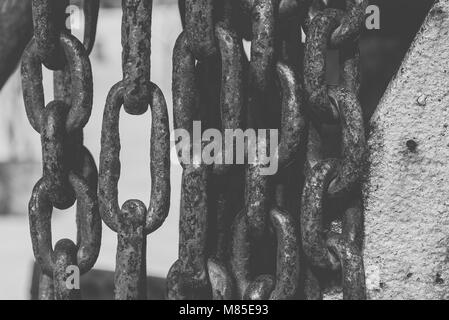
[300,0,367,299]
[21,0,100,300]
[121,0,153,115]
[98,0,171,300]
[22,32,93,134]
[13,0,369,300]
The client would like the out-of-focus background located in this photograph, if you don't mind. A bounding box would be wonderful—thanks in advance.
[0,0,435,299]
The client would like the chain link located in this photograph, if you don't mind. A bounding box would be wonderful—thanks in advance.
[121,0,153,115]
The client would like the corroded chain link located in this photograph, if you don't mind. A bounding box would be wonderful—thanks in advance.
[22,0,100,300]
[121,0,153,115]
[99,0,171,300]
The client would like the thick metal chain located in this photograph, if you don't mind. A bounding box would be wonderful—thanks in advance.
[169,0,367,300]
[301,0,368,300]
[21,0,100,300]
[99,0,171,300]
[16,0,368,300]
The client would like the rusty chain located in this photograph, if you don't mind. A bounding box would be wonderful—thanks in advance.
[13,0,368,300]
[98,0,171,300]
[301,0,367,300]
[167,0,367,300]
[21,0,100,300]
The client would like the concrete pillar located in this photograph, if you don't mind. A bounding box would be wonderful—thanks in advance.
[363,0,449,299]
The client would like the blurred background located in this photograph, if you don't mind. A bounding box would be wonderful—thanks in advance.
[0,0,435,299]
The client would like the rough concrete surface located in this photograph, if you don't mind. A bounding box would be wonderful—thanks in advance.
[363,0,449,299]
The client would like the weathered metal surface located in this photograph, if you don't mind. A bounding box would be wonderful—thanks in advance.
[31,0,68,70]
[99,80,171,299]
[301,1,367,300]
[13,0,371,300]
[21,0,101,300]
[98,0,172,300]
[21,32,94,134]
[121,0,153,115]
[363,0,449,300]
[268,207,300,300]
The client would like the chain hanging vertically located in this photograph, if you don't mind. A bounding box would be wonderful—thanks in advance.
[99,0,171,300]
[167,30,211,300]
[168,0,308,300]
[301,0,368,300]
[14,0,370,300]
[169,0,368,300]
[22,0,101,300]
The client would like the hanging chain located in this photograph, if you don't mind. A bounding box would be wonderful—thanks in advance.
[167,29,211,300]
[21,0,100,300]
[168,0,368,300]
[17,0,368,300]
[98,0,171,300]
[301,0,368,300]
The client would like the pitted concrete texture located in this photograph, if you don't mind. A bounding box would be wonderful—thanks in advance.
[363,0,449,299]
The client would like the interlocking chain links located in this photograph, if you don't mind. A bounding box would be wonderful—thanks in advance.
[98,0,171,300]
[304,0,366,124]
[99,83,170,236]
[231,207,300,300]
[121,0,153,115]
[13,0,370,301]
[22,34,92,209]
[233,61,305,300]
[23,26,93,135]
[31,0,100,70]
[29,171,101,300]
[206,21,246,300]
[170,0,310,300]
[167,31,210,300]
[301,0,367,300]
[168,1,260,299]
[22,0,100,300]
[239,2,279,293]
[99,81,170,300]
[301,90,366,300]
[266,62,307,300]
[237,0,307,301]
[168,0,246,300]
